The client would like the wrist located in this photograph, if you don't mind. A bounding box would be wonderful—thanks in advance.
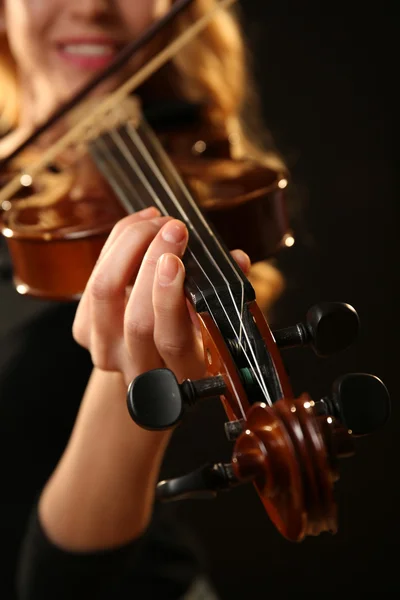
[39,368,172,551]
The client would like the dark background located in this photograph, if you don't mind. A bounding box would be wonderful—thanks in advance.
[1,1,396,598]
[165,1,398,598]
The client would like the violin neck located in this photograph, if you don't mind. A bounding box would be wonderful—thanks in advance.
[90,119,255,317]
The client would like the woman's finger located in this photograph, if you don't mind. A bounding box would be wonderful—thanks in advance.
[153,254,204,382]
[97,207,161,263]
[230,249,251,275]
[124,220,188,378]
[73,208,163,347]
[73,216,170,370]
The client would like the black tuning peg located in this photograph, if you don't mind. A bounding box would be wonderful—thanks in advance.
[127,368,227,430]
[315,373,391,436]
[156,462,239,502]
[273,302,360,357]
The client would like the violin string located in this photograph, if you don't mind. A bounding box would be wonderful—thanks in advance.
[90,140,147,214]
[93,139,267,413]
[134,120,245,351]
[92,132,271,403]
[91,135,251,416]
[92,136,219,317]
[91,132,269,406]
[106,123,271,404]
[122,123,271,403]
[110,126,269,405]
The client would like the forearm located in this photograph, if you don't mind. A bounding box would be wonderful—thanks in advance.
[39,368,171,552]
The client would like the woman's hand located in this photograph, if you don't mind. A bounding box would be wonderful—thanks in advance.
[39,208,250,550]
[73,207,250,387]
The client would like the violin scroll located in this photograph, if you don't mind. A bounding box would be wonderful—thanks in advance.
[128,369,389,541]
[230,373,390,541]
[127,300,391,542]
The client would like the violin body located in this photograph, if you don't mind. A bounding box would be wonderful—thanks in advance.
[1,112,289,299]
[1,158,126,298]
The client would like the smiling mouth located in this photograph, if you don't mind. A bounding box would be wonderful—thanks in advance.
[56,42,125,70]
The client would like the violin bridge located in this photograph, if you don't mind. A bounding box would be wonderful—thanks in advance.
[67,96,142,153]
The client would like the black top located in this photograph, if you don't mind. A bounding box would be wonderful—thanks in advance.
[17,504,210,600]
[0,238,207,599]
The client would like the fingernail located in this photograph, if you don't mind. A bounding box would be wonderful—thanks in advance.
[139,207,160,218]
[161,220,186,244]
[157,254,180,285]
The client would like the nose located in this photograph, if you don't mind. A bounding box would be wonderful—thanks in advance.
[69,0,113,19]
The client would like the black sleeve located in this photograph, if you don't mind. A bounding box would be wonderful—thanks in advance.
[17,506,144,600]
[17,504,202,600]
[0,296,93,599]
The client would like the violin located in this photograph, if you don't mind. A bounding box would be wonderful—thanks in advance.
[0,0,391,541]
[0,98,289,299]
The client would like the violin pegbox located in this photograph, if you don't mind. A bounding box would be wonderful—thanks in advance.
[127,300,390,541]
[127,303,390,541]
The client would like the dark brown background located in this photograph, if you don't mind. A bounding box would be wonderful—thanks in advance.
[164,1,398,597]
[1,1,396,598]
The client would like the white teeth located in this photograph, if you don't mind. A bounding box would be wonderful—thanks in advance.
[63,44,114,56]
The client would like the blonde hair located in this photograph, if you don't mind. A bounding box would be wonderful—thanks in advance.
[0,35,18,133]
[172,0,248,122]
